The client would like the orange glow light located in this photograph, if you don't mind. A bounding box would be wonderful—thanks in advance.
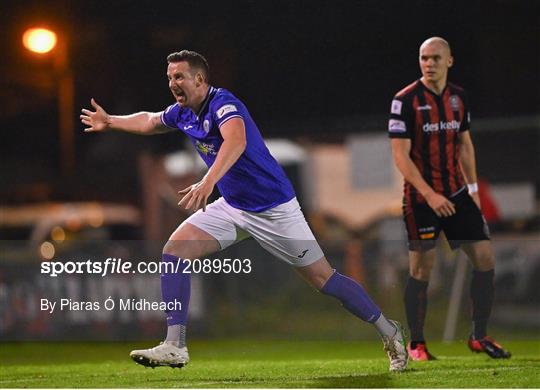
[40,241,55,260]
[51,226,66,242]
[23,28,57,54]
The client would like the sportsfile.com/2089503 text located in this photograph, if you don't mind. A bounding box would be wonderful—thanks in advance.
[40,257,252,277]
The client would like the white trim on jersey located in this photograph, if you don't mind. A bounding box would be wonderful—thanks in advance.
[217,114,244,129]
[195,86,216,119]
[160,111,178,129]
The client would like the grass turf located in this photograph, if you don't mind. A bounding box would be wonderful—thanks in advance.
[1,339,538,388]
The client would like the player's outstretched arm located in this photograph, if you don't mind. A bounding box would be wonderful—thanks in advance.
[391,138,455,217]
[178,117,247,212]
[80,98,171,135]
[458,131,481,208]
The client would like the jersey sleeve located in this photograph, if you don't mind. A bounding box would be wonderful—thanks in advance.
[211,96,245,128]
[388,96,412,138]
[160,104,180,129]
[460,92,471,132]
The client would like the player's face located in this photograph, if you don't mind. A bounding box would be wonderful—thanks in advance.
[419,42,453,84]
[167,61,202,108]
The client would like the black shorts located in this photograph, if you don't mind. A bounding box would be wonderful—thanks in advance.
[403,188,490,252]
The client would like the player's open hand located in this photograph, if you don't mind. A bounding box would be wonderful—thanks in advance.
[80,98,111,132]
[425,191,456,218]
[178,177,215,213]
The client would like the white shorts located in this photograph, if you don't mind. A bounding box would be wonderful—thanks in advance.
[182,197,325,267]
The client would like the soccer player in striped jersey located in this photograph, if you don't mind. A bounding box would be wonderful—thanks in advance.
[388,37,511,360]
[81,50,408,372]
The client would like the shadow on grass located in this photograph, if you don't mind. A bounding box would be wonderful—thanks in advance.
[301,374,392,388]
[142,373,393,388]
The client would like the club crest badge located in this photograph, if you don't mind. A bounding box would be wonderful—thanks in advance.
[450,95,460,111]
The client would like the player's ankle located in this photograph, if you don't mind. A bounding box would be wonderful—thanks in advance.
[374,314,398,338]
[410,340,426,349]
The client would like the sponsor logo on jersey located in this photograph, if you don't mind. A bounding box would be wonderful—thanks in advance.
[391,99,402,115]
[217,104,237,119]
[195,141,217,156]
[203,120,210,133]
[422,120,461,133]
[389,119,407,133]
[450,95,460,111]
[419,226,436,239]
[416,104,432,111]
[419,226,435,233]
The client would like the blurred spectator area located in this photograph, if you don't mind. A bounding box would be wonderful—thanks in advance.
[2,114,537,240]
[138,114,539,241]
[307,115,539,234]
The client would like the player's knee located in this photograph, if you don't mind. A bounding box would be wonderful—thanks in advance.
[163,241,178,258]
[465,242,495,271]
[410,265,432,281]
[296,270,326,291]
[310,274,331,291]
[162,240,191,260]
[472,252,495,271]
[297,258,334,291]
[163,239,209,261]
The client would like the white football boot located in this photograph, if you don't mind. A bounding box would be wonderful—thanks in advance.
[382,320,408,372]
[130,342,189,368]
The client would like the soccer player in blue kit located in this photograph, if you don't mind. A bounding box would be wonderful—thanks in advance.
[80,50,408,372]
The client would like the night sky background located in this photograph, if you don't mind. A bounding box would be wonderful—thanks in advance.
[1,0,539,204]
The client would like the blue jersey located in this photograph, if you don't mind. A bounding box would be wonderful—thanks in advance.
[161,86,295,212]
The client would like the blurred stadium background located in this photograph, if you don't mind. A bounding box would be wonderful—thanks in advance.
[1,0,539,346]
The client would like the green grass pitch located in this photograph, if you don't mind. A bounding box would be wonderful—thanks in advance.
[1,339,538,388]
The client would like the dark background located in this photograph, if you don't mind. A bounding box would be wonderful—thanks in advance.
[1,0,539,204]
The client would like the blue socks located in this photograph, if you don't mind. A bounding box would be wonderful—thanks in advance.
[321,271,382,323]
[161,253,190,326]
[161,256,383,342]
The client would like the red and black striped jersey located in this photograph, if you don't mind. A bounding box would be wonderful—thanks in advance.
[388,80,470,204]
